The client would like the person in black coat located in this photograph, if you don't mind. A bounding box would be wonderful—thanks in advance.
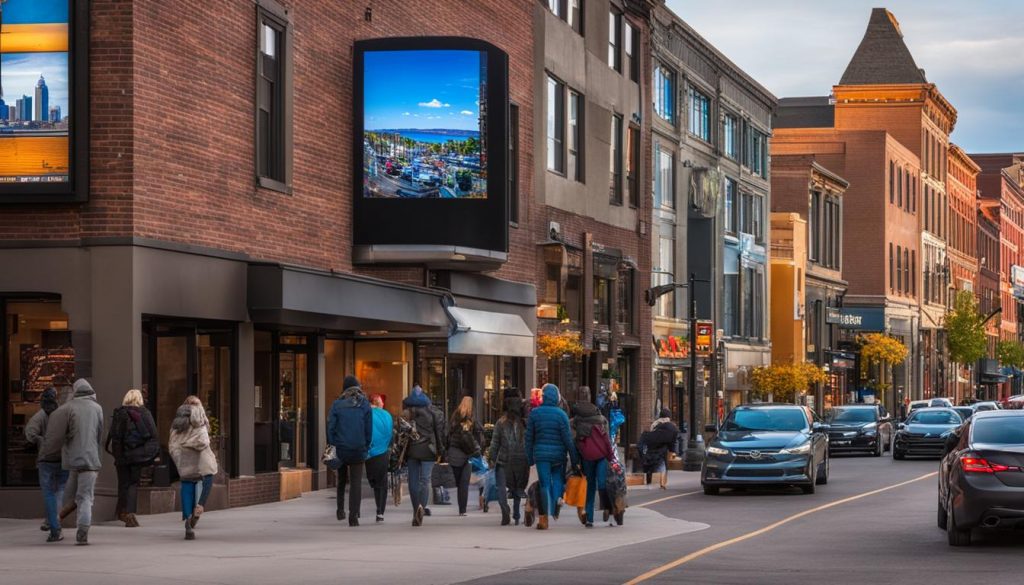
[639,408,680,489]
[105,389,160,527]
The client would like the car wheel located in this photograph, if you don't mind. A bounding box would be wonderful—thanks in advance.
[702,485,720,495]
[946,497,971,546]
[873,440,883,457]
[816,454,830,485]
[893,448,905,460]
[801,482,816,494]
[937,497,948,530]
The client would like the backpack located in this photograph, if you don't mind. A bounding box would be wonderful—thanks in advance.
[579,424,612,462]
[123,409,149,450]
[451,420,481,456]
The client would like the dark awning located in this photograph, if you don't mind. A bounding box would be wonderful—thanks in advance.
[248,264,448,333]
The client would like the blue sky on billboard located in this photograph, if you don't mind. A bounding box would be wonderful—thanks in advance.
[364,50,481,132]
[4,0,68,24]
[668,0,1024,153]
[2,53,69,112]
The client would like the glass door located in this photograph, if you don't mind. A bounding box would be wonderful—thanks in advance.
[277,347,308,468]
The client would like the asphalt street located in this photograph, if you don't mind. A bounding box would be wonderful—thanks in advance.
[465,453,1024,585]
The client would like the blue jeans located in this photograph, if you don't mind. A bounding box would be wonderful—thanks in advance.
[407,459,434,511]
[38,461,68,537]
[181,475,214,520]
[582,459,608,523]
[535,461,565,518]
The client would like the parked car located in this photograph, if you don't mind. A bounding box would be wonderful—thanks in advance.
[972,401,1003,413]
[952,406,975,422]
[701,404,830,495]
[893,407,963,460]
[908,400,931,416]
[930,397,954,408]
[938,410,1024,546]
[825,404,893,456]
[1000,394,1024,409]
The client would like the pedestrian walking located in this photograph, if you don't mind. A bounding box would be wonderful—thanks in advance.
[327,375,373,527]
[402,385,445,526]
[525,383,580,530]
[366,393,394,523]
[447,393,484,516]
[40,378,104,545]
[487,388,528,526]
[168,396,218,540]
[25,387,66,541]
[105,389,159,528]
[571,386,618,528]
[640,408,680,489]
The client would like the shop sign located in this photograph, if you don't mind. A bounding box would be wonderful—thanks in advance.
[655,335,688,359]
[1013,266,1024,300]
[826,307,884,330]
[696,320,713,356]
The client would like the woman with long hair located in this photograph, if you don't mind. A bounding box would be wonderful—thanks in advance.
[168,395,218,540]
[447,393,484,516]
[105,389,159,527]
[487,389,528,525]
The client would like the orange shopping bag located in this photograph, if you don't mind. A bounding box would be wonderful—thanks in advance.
[563,473,587,508]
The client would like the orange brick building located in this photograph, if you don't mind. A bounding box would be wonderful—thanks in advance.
[946,145,981,401]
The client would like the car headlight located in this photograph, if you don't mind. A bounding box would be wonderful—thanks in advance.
[780,443,811,455]
[706,446,731,456]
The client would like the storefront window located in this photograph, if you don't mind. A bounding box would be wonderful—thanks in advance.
[594,276,612,327]
[3,299,74,486]
[253,331,275,473]
[355,341,410,416]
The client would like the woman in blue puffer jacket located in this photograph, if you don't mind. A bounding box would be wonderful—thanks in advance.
[526,383,579,530]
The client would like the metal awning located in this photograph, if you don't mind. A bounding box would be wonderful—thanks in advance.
[446,306,534,357]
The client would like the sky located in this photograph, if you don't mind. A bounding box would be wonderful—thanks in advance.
[2,53,68,113]
[3,0,68,25]
[364,49,482,132]
[667,0,1024,153]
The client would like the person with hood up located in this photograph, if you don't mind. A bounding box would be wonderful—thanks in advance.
[487,388,528,526]
[105,389,160,528]
[168,396,218,540]
[571,386,619,528]
[327,375,373,527]
[525,383,579,530]
[366,394,394,523]
[25,387,65,541]
[640,408,681,489]
[40,378,104,545]
[401,384,444,526]
[447,393,484,516]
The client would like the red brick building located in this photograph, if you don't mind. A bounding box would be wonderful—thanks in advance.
[0,0,543,517]
[945,144,980,401]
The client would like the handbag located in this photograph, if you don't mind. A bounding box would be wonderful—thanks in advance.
[431,462,457,489]
[563,472,588,508]
[322,445,341,470]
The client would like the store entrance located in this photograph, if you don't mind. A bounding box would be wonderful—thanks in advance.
[446,356,474,419]
[253,332,314,474]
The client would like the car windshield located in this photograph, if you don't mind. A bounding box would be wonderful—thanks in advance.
[829,408,875,423]
[907,410,960,425]
[953,408,973,420]
[972,417,1024,445]
[723,408,808,432]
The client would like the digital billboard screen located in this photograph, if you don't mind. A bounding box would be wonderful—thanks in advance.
[0,0,86,202]
[363,49,487,200]
[353,38,508,266]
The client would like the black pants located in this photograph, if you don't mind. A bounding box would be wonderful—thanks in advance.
[365,453,389,516]
[495,463,527,521]
[337,461,364,519]
[451,463,472,514]
[115,463,144,515]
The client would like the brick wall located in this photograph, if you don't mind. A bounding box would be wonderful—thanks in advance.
[228,473,282,508]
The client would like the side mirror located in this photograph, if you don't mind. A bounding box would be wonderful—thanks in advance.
[812,422,829,433]
[897,422,906,430]
[704,424,718,434]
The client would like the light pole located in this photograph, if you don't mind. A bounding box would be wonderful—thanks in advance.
[646,271,710,472]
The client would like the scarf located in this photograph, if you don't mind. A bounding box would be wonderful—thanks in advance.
[651,417,672,432]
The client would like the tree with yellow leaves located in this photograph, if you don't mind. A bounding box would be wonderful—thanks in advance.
[750,362,828,403]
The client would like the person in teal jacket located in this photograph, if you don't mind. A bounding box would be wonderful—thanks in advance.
[526,383,579,530]
[366,394,394,523]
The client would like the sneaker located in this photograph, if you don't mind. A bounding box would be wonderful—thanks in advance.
[40,523,50,532]
[128,513,140,528]
[376,515,384,523]
[184,519,195,541]
[423,507,432,516]
[190,505,204,528]
[413,505,425,527]
[46,532,64,543]
[75,527,89,546]
[336,509,346,521]
[585,522,594,529]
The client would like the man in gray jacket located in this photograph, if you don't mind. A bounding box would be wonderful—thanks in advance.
[41,378,104,545]
[25,387,67,541]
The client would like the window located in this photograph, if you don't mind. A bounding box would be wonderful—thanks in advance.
[626,126,640,207]
[924,185,930,231]
[688,87,711,142]
[617,269,635,333]
[911,176,916,213]
[904,248,910,295]
[897,245,902,293]
[608,10,622,72]
[610,114,623,204]
[594,276,612,327]
[889,161,895,204]
[654,146,675,209]
[889,243,894,292]
[724,247,740,336]
[724,178,737,233]
[741,265,765,338]
[809,191,821,262]
[911,250,916,296]
[546,76,565,173]
[656,237,675,318]
[723,114,739,159]
[509,104,520,224]
[897,166,903,208]
[747,128,767,177]
[739,191,764,239]
[654,65,674,123]
[257,6,291,191]
[568,90,583,181]
[625,22,639,82]
[547,0,582,33]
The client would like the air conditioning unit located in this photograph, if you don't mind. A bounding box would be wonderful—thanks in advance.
[548,221,562,240]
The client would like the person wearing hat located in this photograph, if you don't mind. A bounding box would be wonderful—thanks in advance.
[525,383,580,530]
[402,384,445,526]
[25,387,66,541]
[640,408,680,489]
[487,388,528,525]
[327,375,373,527]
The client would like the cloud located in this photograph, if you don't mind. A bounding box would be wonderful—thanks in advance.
[418,98,443,108]
[402,112,411,116]
[460,110,475,116]
[443,103,451,107]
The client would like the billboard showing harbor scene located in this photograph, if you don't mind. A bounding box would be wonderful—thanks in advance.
[0,0,70,184]
[362,49,487,199]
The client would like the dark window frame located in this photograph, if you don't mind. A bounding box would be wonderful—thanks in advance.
[610,113,623,205]
[568,89,584,182]
[688,86,711,142]
[546,74,566,175]
[626,124,640,208]
[608,8,622,72]
[509,103,520,226]
[255,0,293,194]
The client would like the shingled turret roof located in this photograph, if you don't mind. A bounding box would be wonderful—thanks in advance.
[839,8,927,85]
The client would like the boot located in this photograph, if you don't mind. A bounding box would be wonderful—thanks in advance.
[536,515,549,530]
[577,507,587,525]
[75,526,89,546]
[190,505,203,528]
[523,501,534,527]
[184,519,195,540]
[128,513,140,528]
[501,508,511,526]
[118,512,130,526]
[336,509,346,521]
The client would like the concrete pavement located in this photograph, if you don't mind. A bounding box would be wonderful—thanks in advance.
[0,479,707,585]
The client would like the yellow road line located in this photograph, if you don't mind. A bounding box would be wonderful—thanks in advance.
[624,472,938,585]
[633,490,701,508]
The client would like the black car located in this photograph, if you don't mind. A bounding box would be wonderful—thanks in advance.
[701,404,830,495]
[938,410,1024,546]
[826,404,894,456]
[893,407,962,459]
[952,406,974,422]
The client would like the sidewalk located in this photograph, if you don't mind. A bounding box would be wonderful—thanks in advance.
[0,486,707,585]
